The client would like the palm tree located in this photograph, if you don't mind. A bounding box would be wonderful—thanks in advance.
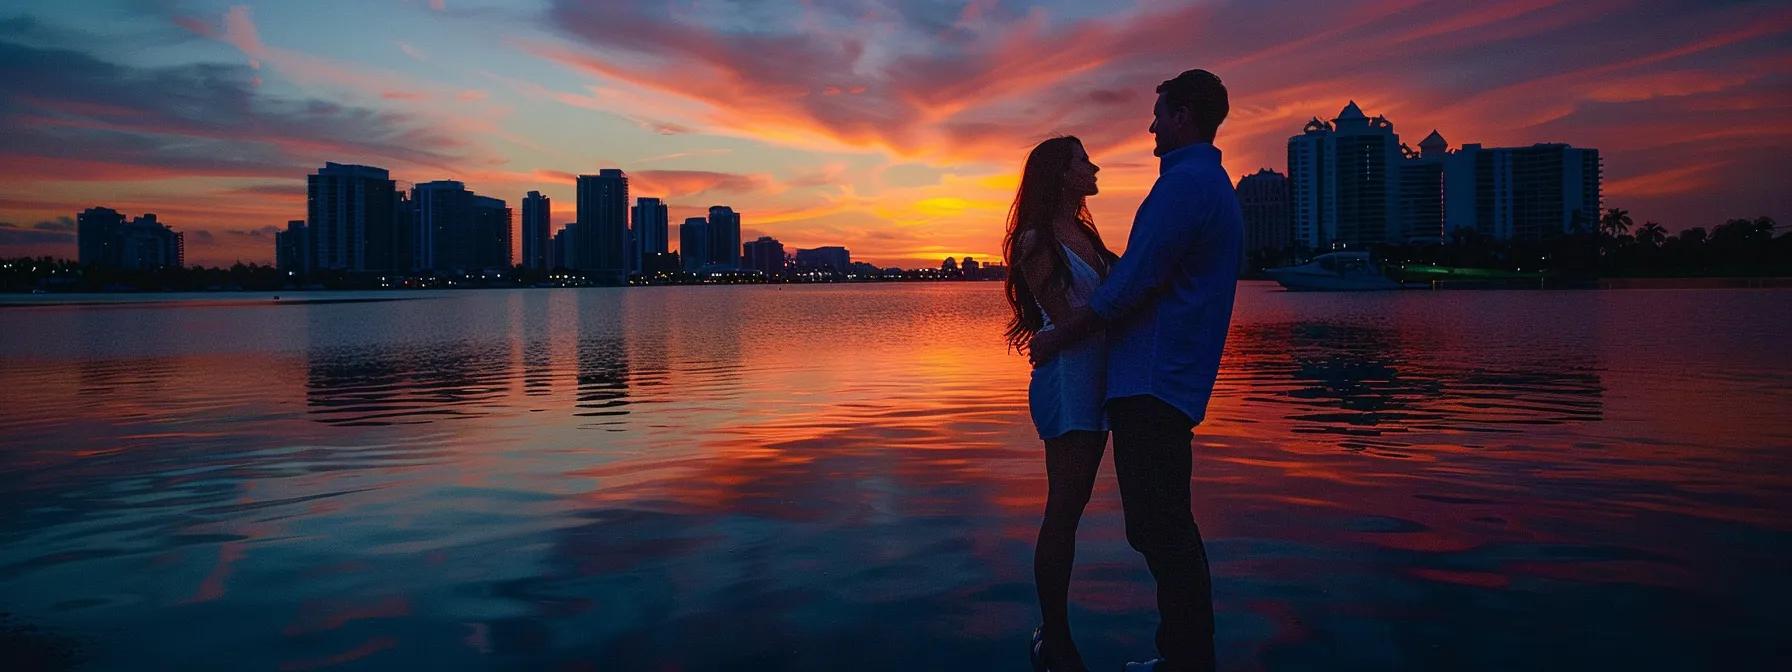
[1751,216,1777,240]
[1637,221,1667,248]
[1600,208,1633,237]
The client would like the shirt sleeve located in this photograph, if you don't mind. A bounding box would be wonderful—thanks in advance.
[1089,171,1213,320]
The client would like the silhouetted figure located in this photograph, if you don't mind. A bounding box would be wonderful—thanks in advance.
[1003,135,1117,672]
[1030,69,1242,672]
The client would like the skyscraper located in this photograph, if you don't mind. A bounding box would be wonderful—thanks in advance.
[77,206,125,267]
[119,214,183,270]
[394,190,417,272]
[706,205,741,268]
[631,197,669,274]
[412,182,509,272]
[576,169,629,282]
[1442,143,1601,241]
[1287,103,1601,248]
[1397,131,1448,244]
[77,207,182,270]
[522,191,550,270]
[679,217,710,272]
[1236,169,1293,258]
[275,220,308,276]
[743,235,785,277]
[553,224,574,270]
[413,180,472,272]
[307,162,400,272]
[1288,102,1402,250]
[471,195,512,271]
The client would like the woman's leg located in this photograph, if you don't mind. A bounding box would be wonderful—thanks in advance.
[1035,429,1108,666]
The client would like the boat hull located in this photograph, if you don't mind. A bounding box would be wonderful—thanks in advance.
[1265,269,1402,291]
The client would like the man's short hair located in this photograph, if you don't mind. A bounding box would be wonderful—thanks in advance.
[1156,69,1228,139]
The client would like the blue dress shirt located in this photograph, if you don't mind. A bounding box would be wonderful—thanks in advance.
[1088,142,1243,424]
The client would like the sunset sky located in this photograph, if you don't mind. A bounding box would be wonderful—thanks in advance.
[1,0,1788,267]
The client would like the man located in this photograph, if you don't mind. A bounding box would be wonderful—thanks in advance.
[1028,69,1242,672]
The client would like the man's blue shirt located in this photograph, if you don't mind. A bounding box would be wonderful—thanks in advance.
[1088,142,1243,424]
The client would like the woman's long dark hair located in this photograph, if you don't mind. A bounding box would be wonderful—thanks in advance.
[1002,136,1119,353]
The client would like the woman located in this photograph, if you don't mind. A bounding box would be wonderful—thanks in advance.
[1003,136,1118,672]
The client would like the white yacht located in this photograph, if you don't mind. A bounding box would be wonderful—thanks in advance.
[1264,251,1402,291]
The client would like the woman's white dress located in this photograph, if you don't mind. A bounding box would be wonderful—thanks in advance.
[1028,244,1108,440]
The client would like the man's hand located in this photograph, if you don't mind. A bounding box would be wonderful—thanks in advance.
[1028,328,1068,366]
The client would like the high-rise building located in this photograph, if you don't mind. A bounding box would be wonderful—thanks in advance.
[706,205,741,268]
[1288,102,1402,250]
[1442,142,1601,241]
[471,195,512,271]
[394,191,417,272]
[553,224,574,270]
[77,207,182,270]
[413,182,509,272]
[1397,131,1448,244]
[743,235,785,277]
[631,197,669,274]
[679,217,710,271]
[522,191,550,270]
[941,257,958,272]
[119,214,183,270]
[77,207,125,267]
[307,162,400,272]
[1236,169,1293,257]
[576,169,629,282]
[1288,104,1601,248]
[795,246,850,273]
[413,180,471,272]
[275,220,308,275]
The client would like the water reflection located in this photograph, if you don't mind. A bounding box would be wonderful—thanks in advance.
[0,284,1786,670]
[1221,321,1603,453]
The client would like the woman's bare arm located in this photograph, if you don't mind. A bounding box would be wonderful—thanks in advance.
[1016,231,1078,349]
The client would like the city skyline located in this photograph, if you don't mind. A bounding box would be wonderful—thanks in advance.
[1,1,1788,267]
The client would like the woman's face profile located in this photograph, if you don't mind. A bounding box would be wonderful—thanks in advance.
[1063,142,1100,197]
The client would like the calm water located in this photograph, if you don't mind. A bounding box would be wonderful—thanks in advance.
[0,283,1787,670]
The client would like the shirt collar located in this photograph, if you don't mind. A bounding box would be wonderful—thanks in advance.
[1159,142,1220,174]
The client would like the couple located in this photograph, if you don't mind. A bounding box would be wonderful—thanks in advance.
[1008,69,1242,672]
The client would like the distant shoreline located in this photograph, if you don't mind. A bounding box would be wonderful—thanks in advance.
[4,277,1790,306]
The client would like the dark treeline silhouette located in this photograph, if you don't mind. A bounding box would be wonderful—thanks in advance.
[1243,209,1785,281]
[1596,211,1788,277]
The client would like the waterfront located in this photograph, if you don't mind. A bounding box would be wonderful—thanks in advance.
[0,282,1787,670]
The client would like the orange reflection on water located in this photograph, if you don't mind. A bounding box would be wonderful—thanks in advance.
[0,284,1788,669]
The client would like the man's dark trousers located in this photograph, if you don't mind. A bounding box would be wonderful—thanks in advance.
[1108,394,1214,672]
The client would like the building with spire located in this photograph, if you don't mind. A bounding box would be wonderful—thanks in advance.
[1398,130,1449,244]
[1289,102,1600,249]
[1287,101,1402,250]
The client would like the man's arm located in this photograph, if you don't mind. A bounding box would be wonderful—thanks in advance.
[1087,174,1212,321]
[1027,304,1098,364]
